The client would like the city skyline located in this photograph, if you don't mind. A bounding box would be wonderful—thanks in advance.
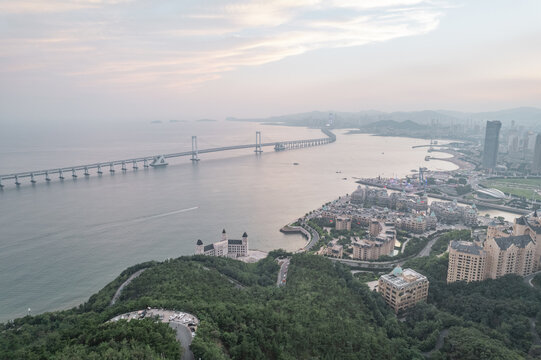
[1,0,541,123]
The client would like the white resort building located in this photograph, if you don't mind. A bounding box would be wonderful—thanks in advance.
[195,229,248,258]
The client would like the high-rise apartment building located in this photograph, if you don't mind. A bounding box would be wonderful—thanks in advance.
[533,134,541,173]
[482,120,501,169]
[447,212,541,283]
[447,241,487,283]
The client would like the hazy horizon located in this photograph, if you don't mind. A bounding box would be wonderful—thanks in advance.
[1,0,540,123]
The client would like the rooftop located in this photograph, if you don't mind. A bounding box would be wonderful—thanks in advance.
[380,268,428,288]
[450,240,485,256]
[493,235,533,250]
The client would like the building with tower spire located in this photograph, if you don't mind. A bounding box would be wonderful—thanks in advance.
[195,229,249,258]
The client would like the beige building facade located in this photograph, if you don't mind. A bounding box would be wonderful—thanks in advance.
[447,241,487,283]
[378,267,429,313]
[447,212,541,283]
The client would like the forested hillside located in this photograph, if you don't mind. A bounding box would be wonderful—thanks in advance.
[2,251,541,359]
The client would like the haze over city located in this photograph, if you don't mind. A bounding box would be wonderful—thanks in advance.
[3,1,541,359]
[1,0,541,123]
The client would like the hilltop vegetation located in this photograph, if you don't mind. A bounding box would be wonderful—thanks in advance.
[2,251,541,359]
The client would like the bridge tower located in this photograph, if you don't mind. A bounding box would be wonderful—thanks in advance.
[255,131,263,153]
[191,136,200,162]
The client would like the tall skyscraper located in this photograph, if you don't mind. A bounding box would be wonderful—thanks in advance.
[482,120,501,169]
[533,134,541,173]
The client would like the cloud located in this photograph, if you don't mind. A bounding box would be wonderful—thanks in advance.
[0,0,132,13]
[0,0,447,90]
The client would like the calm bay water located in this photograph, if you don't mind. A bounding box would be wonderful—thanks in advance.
[0,120,461,322]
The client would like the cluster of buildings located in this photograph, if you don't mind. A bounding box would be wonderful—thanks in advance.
[377,267,429,314]
[352,186,429,212]
[351,220,396,260]
[447,211,541,283]
[430,200,479,226]
[314,187,485,261]
[482,120,541,174]
[195,229,249,258]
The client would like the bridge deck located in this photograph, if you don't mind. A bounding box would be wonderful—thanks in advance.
[0,130,335,182]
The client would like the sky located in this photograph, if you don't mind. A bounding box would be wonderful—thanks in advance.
[1,0,540,123]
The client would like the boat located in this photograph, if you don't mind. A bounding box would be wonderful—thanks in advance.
[293,162,299,166]
[424,156,430,161]
[336,171,342,174]
[150,155,168,167]
[342,177,347,180]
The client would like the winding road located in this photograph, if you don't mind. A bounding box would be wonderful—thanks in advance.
[110,268,147,305]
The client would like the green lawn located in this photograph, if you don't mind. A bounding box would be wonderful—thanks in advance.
[482,178,541,200]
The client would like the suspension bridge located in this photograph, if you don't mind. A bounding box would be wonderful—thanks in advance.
[0,128,336,188]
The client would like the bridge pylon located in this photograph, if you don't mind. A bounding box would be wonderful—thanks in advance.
[191,136,200,162]
[255,131,263,153]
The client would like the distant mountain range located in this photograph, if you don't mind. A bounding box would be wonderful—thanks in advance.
[227,107,541,129]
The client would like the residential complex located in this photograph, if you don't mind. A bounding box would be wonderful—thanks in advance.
[447,211,541,283]
[352,221,396,260]
[378,267,429,313]
[195,229,248,258]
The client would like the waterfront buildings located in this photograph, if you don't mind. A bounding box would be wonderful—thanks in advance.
[533,134,541,173]
[447,241,487,283]
[352,221,396,260]
[378,267,429,313]
[482,120,501,170]
[395,214,437,234]
[195,229,248,258]
[430,200,478,226]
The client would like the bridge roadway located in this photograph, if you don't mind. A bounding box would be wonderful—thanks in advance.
[0,129,336,186]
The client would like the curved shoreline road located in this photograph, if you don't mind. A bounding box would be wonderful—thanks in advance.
[110,268,147,305]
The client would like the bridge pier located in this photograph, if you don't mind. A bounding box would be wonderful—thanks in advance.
[0,177,3,188]
[144,159,149,168]
[30,173,36,184]
[72,168,77,178]
[84,167,90,176]
[132,161,138,170]
[15,175,20,186]
[59,169,64,180]
[97,164,103,175]
[255,131,262,153]
[45,171,51,182]
[121,162,127,171]
[109,163,115,173]
[191,136,200,162]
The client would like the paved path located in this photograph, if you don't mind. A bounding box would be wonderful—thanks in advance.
[422,328,449,357]
[202,266,245,289]
[110,309,198,360]
[110,269,147,305]
[524,270,541,288]
[277,258,290,287]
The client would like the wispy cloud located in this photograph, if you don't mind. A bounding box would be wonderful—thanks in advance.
[1,0,447,90]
